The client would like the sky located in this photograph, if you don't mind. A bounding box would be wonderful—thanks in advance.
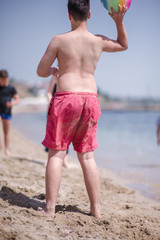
[0,0,160,98]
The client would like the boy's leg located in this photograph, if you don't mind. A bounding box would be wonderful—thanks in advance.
[77,151,101,218]
[62,154,69,168]
[44,149,66,218]
[2,118,11,155]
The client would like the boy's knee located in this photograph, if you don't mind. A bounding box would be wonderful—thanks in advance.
[49,149,66,160]
[77,151,94,161]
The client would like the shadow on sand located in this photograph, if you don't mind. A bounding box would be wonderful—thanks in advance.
[0,186,44,210]
[0,186,89,216]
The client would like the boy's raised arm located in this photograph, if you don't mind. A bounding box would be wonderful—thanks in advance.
[37,36,59,78]
[96,5,128,52]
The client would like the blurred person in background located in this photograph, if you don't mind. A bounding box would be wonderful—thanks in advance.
[0,70,19,155]
[156,116,160,145]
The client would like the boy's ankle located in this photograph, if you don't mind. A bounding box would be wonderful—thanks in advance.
[45,203,56,211]
[42,204,56,218]
[90,203,101,218]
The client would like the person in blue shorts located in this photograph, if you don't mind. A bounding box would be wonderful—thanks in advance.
[156,116,160,145]
[0,70,19,155]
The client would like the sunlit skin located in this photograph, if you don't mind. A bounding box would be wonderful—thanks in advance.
[37,4,128,218]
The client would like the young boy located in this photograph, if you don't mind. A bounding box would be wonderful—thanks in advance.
[0,70,19,155]
[37,0,128,218]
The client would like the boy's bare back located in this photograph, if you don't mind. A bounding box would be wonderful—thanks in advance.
[54,28,102,93]
[37,5,128,94]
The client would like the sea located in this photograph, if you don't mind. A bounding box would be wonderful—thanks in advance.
[12,110,160,201]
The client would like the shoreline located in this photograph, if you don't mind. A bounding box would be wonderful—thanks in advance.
[12,96,160,113]
[0,127,160,239]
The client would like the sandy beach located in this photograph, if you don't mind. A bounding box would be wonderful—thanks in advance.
[0,127,160,240]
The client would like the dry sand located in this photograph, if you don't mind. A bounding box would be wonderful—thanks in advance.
[0,127,160,240]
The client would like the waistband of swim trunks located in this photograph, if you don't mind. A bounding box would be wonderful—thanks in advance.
[55,91,98,97]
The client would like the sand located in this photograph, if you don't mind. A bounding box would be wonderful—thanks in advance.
[0,127,160,240]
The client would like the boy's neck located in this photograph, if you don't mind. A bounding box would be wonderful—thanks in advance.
[71,20,88,31]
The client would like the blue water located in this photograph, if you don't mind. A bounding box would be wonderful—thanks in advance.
[96,111,160,169]
[12,111,160,201]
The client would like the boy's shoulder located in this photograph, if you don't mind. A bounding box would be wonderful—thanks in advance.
[7,84,14,89]
[53,30,98,40]
[7,85,17,94]
[52,32,71,41]
[52,31,100,46]
[0,84,15,93]
[49,31,102,52]
[49,32,70,47]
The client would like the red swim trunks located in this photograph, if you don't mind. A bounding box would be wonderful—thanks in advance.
[42,92,101,153]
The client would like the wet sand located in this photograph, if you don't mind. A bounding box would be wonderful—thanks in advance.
[0,127,160,240]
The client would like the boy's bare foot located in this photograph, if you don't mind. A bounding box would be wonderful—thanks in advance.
[90,204,101,218]
[90,211,101,218]
[41,206,55,218]
[5,149,11,156]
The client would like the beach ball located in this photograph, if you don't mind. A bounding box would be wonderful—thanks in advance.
[100,0,132,13]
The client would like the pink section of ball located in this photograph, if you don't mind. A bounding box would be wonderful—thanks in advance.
[126,0,132,9]
[101,0,132,12]
[119,0,132,9]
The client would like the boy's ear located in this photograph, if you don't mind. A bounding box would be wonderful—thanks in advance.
[88,10,91,19]
[68,12,72,21]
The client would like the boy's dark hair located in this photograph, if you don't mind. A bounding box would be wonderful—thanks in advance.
[68,0,90,21]
[0,70,9,78]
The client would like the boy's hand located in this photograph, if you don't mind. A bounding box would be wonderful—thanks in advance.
[49,67,59,78]
[6,94,19,108]
[109,4,128,24]
[6,101,12,108]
